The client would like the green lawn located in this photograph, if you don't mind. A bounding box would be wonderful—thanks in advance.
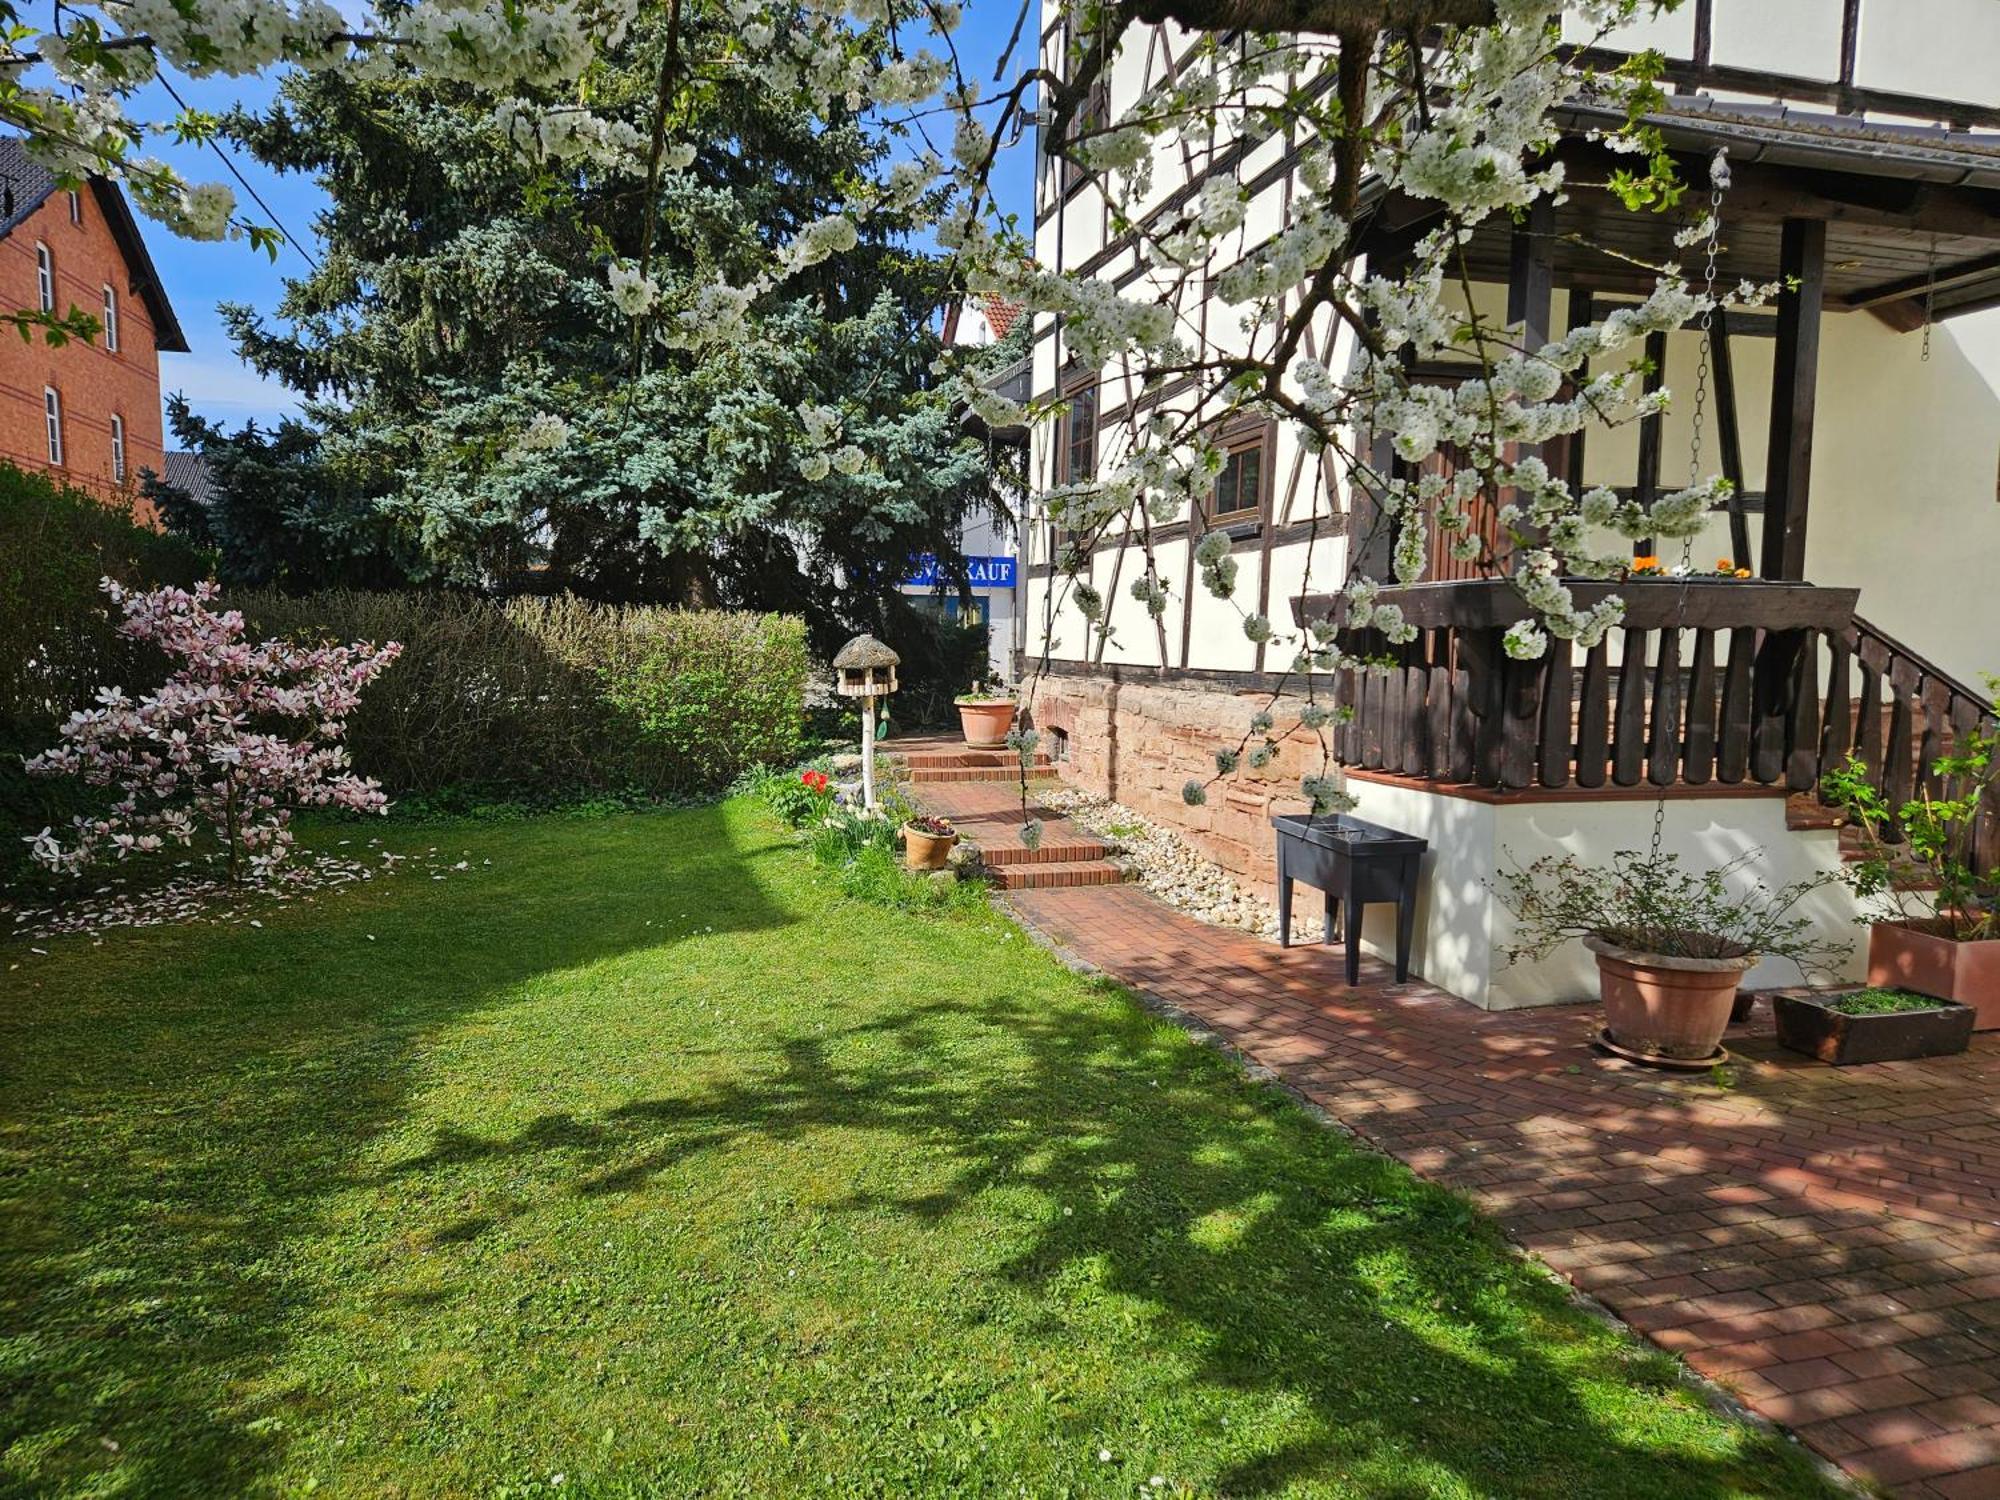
[2,801,1839,1499]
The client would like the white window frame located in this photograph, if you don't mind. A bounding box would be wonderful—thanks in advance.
[35,243,54,313]
[110,414,127,484]
[102,284,118,352]
[67,190,81,224]
[44,387,64,465]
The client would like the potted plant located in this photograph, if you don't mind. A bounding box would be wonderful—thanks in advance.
[902,813,958,870]
[1773,987,1974,1066]
[1499,849,1845,1066]
[954,673,1015,749]
[1823,707,1999,1028]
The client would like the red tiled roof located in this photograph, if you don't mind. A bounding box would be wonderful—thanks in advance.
[979,295,1025,340]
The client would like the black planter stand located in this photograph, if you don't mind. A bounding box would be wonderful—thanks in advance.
[1772,989,1975,1066]
[1272,813,1427,985]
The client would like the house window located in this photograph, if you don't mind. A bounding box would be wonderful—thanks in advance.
[67,190,81,224]
[1060,377,1096,485]
[1206,424,1269,524]
[35,243,54,312]
[102,285,119,352]
[111,414,126,484]
[44,387,64,465]
[1060,77,1109,197]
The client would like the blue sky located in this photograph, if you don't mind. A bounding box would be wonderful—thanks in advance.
[134,5,1039,431]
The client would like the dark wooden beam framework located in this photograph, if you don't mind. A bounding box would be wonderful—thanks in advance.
[1634,329,1667,557]
[1761,218,1828,582]
[1709,310,1753,569]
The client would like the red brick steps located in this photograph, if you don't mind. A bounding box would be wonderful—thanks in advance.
[989,859,1128,890]
[899,771,1133,892]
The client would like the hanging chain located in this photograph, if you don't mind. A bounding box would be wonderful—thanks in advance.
[1922,231,1939,363]
[1647,151,1727,864]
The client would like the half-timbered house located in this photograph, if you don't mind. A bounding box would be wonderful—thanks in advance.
[1015,1,2000,1007]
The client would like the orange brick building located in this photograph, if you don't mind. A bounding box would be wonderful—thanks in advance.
[0,140,187,522]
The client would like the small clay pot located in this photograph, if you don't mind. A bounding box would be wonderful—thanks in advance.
[903,823,958,871]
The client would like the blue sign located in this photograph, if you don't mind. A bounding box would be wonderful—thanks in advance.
[905,554,1016,589]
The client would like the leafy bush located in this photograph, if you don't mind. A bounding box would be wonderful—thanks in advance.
[233,591,809,800]
[1497,848,1845,971]
[1823,701,1998,944]
[0,464,211,883]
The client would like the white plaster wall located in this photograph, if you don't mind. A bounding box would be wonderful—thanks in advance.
[1339,782,1866,1010]
[1804,311,2000,690]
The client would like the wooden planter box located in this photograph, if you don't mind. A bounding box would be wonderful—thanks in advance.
[1773,990,1975,1066]
[1868,922,2000,1030]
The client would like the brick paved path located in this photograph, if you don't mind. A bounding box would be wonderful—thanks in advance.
[1001,880,2000,1499]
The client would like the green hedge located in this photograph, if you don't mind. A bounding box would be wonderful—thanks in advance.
[235,591,810,800]
[1,466,210,883]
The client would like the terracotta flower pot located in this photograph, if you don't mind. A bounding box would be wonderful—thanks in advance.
[1868,921,2000,1030]
[903,823,958,871]
[1584,934,1757,1063]
[955,698,1015,749]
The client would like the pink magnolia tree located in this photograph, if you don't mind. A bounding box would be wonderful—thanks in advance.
[23,580,402,884]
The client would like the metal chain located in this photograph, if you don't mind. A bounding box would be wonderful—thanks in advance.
[1922,232,1939,363]
[1648,152,1727,864]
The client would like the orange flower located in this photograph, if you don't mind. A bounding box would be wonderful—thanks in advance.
[1717,558,1736,572]
[1631,555,1661,573]
[1734,567,1752,578]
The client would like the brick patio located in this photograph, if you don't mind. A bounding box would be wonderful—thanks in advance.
[994,877,2000,1499]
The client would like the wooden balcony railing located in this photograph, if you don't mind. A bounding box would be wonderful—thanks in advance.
[1822,616,1998,873]
[1291,579,1998,871]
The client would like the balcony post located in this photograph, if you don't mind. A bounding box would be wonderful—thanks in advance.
[1760,217,1827,581]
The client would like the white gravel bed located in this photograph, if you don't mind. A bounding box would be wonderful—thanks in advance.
[1039,787,1323,945]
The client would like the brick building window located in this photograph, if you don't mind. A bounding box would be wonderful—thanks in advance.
[111,414,126,484]
[44,388,64,465]
[102,285,118,352]
[35,243,54,312]
[67,190,81,224]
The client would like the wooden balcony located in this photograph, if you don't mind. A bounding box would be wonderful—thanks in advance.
[1293,578,1997,872]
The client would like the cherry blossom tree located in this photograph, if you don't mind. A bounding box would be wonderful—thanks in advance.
[23,580,401,883]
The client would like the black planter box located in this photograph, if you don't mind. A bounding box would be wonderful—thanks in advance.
[1772,990,1975,1066]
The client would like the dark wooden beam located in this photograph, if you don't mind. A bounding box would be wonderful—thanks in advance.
[1843,249,2000,312]
[1710,309,1754,570]
[1761,218,1827,582]
[1634,328,1667,557]
[1507,198,1557,521]
[1562,288,1594,498]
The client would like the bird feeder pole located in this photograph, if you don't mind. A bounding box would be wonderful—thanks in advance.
[831,634,901,814]
[860,696,879,810]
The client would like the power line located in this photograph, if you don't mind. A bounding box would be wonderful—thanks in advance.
[156,73,321,272]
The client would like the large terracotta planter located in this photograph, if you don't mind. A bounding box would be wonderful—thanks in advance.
[903,823,958,871]
[1585,934,1757,1063]
[955,698,1015,749]
[1868,921,2000,1030]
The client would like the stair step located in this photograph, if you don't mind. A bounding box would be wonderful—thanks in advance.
[1785,794,1845,832]
[980,840,1109,867]
[908,767,1058,784]
[991,860,1129,891]
[903,755,1052,773]
[898,746,1049,767]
